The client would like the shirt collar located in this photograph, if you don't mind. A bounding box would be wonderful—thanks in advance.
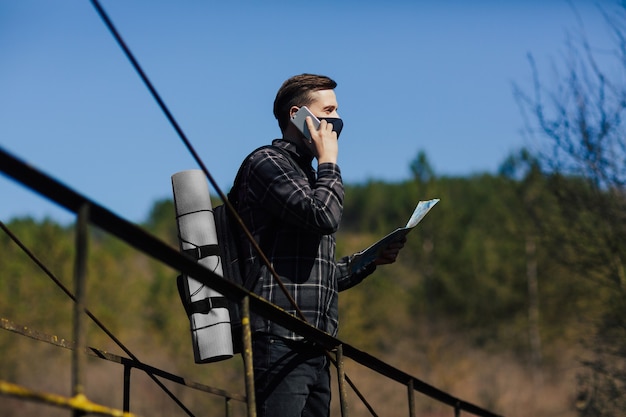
[272,138,315,166]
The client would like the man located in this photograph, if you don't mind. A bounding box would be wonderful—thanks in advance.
[232,73,405,417]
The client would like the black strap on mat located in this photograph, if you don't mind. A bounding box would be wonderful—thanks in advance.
[183,244,220,260]
[176,275,229,316]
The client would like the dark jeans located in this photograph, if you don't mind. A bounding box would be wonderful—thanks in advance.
[252,333,330,417]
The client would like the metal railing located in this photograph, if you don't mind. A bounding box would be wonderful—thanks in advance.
[1,145,504,417]
[1,317,246,417]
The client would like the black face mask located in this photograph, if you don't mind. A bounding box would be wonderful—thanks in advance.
[319,117,344,139]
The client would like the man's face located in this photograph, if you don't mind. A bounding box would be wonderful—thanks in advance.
[306,89,339,119]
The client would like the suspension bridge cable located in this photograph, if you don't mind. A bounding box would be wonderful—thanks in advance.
[90,0,306,336]
[89,1,378,414]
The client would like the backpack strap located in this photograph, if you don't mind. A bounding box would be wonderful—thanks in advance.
[226,144,301,290]
[227,144,300,204]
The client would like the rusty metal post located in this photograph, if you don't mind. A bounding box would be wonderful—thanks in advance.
[72,203,89,417]
[407,379,415,417]
[123,364,131,413]
[336,344,349,417]
[224,397,231,417]
[241,296,256,417]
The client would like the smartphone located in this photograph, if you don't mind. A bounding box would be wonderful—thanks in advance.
[290,106,320,141]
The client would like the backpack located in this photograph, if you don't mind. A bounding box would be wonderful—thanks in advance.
[173,144,298,362]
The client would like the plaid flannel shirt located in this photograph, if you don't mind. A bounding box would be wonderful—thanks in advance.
[234,139,376,340]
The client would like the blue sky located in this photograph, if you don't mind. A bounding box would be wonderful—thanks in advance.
[0,0,617,225]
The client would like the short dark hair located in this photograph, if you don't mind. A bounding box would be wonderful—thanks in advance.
[273,74,337,132]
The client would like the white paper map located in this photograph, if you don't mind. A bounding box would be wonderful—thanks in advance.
[351,198,440,272]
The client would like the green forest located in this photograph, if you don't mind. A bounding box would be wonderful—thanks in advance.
[2,6,626,417]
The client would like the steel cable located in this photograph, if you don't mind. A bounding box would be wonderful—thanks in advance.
[89,1,378,414]
[0,220,197,417]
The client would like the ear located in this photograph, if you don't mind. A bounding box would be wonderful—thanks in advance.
[289,106,300,119]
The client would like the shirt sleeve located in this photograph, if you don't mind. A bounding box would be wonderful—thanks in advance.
[335,255,377,291]
[246,149,344,235]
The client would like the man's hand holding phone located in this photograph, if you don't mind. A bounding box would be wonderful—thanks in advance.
[291,106,338,164]
[306,116,338,164]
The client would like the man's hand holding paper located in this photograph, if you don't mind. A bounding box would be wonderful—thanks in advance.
[374,235,408,265]
[350,199,439,272]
